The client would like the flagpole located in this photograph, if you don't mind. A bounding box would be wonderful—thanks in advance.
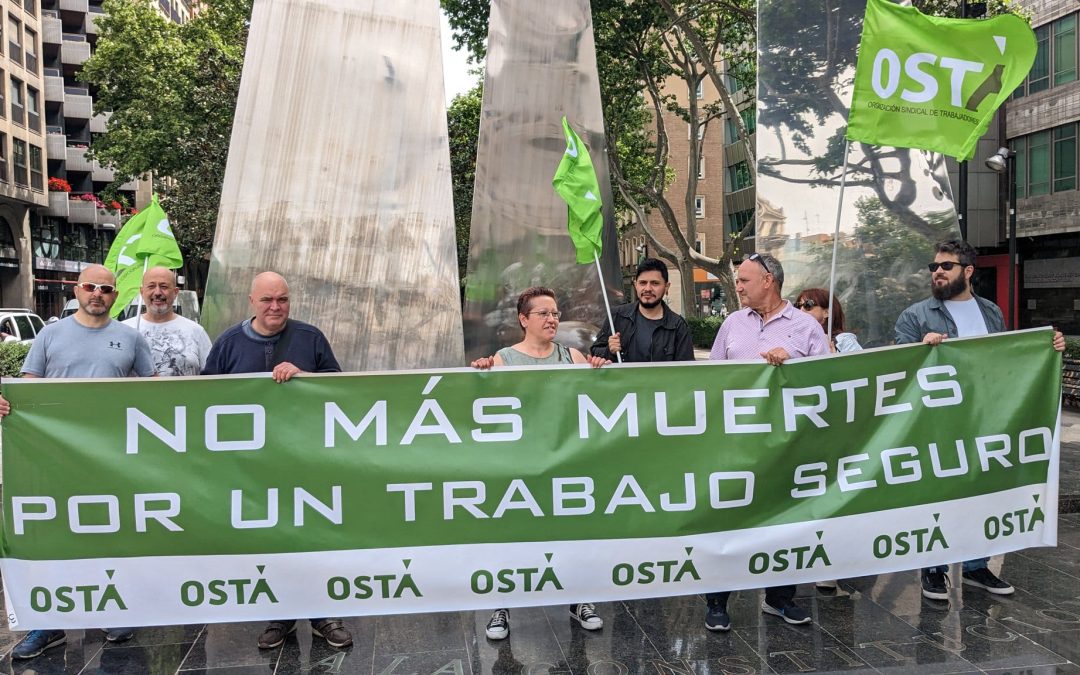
[827,138,851,346]
[593,249,622,364]
[134,257,148,332]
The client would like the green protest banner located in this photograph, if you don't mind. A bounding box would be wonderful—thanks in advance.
[846,0,1036,161]
[0,330,1060,628]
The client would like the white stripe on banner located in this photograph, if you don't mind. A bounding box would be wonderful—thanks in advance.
[0,484,1055,629]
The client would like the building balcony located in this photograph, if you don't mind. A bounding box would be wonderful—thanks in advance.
[67,199,98,224]
[43,16,63,45]
[66,145,93,173]
[89,112,107,133]
[85,12,101,36]
[97,208,118,228]
[119,178,136,191]
[92,161,114,182]
[64,92,92,119]
[45,190,69,217]
[59,0,89,14]
[44,75,65,104]
[46,132,65,160]
[60,40,90,68]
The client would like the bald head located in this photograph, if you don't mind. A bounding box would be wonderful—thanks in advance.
[141,267,179,321]
[78,264,116,285]
[249,271,291,336]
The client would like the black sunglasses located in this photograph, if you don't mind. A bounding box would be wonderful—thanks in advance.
[927,261,967,272]
[746,253,772,275]
[795,300,817,310]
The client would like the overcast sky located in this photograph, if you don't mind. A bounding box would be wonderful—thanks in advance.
[440,11,479,105]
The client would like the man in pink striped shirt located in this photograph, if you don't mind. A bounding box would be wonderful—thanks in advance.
[704,253,829,632]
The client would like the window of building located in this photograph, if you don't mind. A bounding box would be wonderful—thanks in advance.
[0,68,6,119]
[728,208,754,236]
[24,27,36,73]
[1029,24,1051,93]
[9,76,22,125]
[740,107,756,135]
[7,15,21,67]
[1028,130,1051,196]
[1054,123,1076,192]
[694,79,704,100]
[694,196,704,219]
[12,138,26,186]
[1055,15,1077,86]
[32,218,60,258]
[727,160,752,191]
[26,85,38,132]
[0,133,7,183]
[28,143,41,190]
[1012,136,1027,199]
[696,155,704,180]
[687,122,704,141]
[23,0,35,16]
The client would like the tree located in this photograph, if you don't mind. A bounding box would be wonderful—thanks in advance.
[79,0,252,290]
[442,0,757,316]
[447,82,483,286]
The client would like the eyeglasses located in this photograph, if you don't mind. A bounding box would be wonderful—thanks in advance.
[76,282,116,294]
[528,310,562,320]
[927,261,966,272]
[795,300,817,310]
[746,253,772,275]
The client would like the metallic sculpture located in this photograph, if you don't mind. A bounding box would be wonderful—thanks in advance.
[461,0,622,361]
[202,0,463,371]
[756,0,961,346]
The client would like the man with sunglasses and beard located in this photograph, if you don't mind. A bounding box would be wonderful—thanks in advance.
[894,239,1065,601]
[591,258,695,363]
[1,264,153,660]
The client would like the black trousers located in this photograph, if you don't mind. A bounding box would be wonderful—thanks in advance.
[706,585,795,609]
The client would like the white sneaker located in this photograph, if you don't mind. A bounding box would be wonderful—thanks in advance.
[485,609,509,640]
[570,603,603,630]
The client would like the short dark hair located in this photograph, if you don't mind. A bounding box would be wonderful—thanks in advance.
[516,286,556,318]
[635,257,669,282]
[935,239,977,268]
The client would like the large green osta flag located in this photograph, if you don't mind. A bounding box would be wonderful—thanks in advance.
[103,195,183,317]
[552,117,604,264]
[846,0,1036,161]
[0,330,1061,629]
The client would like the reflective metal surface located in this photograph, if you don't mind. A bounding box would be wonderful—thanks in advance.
[461,0,622,360]
[757,0,961,346]
[202,0,463,371]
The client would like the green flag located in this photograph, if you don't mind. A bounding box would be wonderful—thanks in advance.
[846,0,1036,161]
[552,117,604,264]
[104,195,183,318]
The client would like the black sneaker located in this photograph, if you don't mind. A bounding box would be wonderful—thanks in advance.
[761,600,812,625]
[921,569,950,600]
[962,567,1015,595]
[12,630,66,659]
[485,609,509,640]
[704,601,731,632]
[569,603,603,630]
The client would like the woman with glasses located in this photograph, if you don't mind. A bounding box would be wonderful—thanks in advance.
[470,286,609,640]
[793,288,862,353]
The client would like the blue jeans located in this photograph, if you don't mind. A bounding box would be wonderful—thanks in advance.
[926,557,988,575]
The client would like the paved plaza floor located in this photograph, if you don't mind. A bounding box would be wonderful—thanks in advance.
[0,411,1077,674]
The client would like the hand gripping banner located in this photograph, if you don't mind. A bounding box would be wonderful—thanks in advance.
[0,329,1061,628]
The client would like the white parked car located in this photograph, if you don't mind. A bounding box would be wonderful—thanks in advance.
[0,309,46,343]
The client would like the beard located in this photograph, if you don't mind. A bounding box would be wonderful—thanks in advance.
[639,297,662,309]
[931,274,968,301]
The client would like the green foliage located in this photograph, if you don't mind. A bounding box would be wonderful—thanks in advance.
[447,83,483,286]
[686,315,722,349]
[1065,337,1080,361]
[79,0,252,267]
[0,343,30,378]
[805,197,953,347]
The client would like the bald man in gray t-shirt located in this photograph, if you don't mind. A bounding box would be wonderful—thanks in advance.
[22,316,153,378]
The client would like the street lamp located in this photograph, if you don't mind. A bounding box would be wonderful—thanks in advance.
[985,146,1017,329]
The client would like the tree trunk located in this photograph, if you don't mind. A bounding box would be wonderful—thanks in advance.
[679,258,697,318]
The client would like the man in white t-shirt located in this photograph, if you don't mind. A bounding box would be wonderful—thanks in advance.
[123,267,212,376]
[894,239,1065,602]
